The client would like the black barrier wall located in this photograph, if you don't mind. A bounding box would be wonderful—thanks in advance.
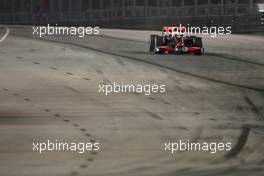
[0,0,263,33]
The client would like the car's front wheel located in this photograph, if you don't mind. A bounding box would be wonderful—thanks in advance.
[194,49,202,55]
[174,47,182,55]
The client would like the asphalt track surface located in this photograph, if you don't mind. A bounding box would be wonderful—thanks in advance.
[0,26,264,176]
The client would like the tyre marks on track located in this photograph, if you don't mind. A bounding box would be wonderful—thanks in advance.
[50,66,58,70]
[146,111,164,120]
[1,88,99,176]
[7,54,174,108]
[243,95,264,121]
[13,55,93,83]
[9,34,264,92]
[16,56,24,60]
[33,61,40,65]
[98,34,264,68]
[36,37,264,93]
[66,72,74,76]
[82,77,91,81]
[224,90,263,159]
[207,53,264,68]
[225,126,250,159]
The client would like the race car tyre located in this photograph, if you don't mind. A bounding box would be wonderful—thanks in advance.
[194,49,203,55]
[155,49,164,54]
[174,47,182,55]
[149,35,163,52]
[149,35,158,52]
[194,37,203,48]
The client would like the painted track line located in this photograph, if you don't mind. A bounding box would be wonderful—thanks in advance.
[0,26,10,42]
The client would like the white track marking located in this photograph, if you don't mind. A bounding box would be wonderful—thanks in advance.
[0,26,10,42]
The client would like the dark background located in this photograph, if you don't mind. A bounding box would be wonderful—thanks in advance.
[0,0,264,32]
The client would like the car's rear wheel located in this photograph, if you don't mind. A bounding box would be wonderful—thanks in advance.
[149,35,163,52]
[149,35,158,52]
[193,37,203,48]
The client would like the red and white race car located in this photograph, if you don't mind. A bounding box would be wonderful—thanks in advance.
[149,25,204,55]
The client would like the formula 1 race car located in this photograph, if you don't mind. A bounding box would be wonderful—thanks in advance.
[149,25,204,55]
